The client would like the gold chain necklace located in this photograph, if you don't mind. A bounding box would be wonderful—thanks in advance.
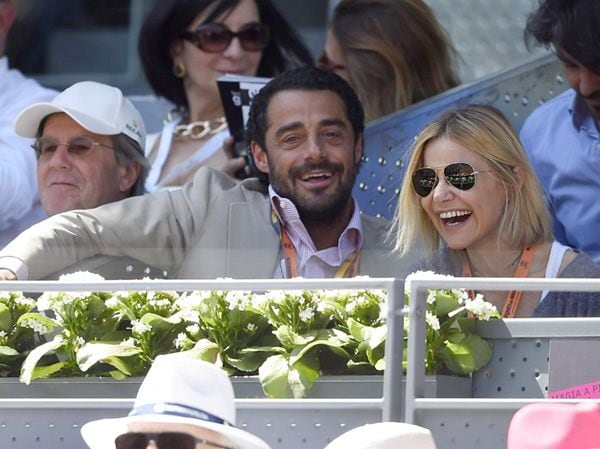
[165,110,227,140]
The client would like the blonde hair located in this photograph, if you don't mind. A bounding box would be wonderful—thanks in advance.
[331,0,459,122]
[394,105,553,258]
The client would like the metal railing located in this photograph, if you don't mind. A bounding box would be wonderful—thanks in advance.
[404,276,600,432]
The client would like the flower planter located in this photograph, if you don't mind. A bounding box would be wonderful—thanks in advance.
[0,374,471,399]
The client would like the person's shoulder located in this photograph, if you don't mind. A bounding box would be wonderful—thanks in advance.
[360,212,392,234]
[1,61,56,105]
[523,89,574,127]
[184,168,267,201]
[559,249,600,278]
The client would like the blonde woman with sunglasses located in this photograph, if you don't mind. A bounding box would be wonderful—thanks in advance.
[138,0,312,190]
[394,105,600,317]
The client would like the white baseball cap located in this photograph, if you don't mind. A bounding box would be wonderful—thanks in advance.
[14,80,146,149]
[80,354,271,449]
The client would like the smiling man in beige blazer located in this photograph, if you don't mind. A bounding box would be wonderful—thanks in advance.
[0,67,404,280]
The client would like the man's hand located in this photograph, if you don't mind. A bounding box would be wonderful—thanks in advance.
[220,136,249,179]
[0,269,16,280]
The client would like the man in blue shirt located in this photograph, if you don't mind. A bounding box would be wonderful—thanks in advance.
[520,0,600,262]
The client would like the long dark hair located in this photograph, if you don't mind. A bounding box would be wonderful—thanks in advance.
[138,0,313,109]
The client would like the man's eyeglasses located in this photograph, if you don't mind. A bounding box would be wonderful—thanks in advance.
[115,432,234,449]
[318,52,346,72]
[181,22,270,53]
[32,136,116,160]
[411,162,493,197]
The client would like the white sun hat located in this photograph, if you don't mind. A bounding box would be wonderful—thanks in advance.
[80,354,271,449]
[324,422,438,449]
[13,80,146,149]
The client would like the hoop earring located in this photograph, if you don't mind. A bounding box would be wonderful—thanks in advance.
[172,62,186,78]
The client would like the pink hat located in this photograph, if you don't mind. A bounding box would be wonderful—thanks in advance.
[507,402,600,449]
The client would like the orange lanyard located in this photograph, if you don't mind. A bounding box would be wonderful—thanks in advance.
[274,212,361,278]
[462,247,535,318]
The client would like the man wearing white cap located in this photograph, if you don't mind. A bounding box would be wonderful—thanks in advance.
[80,354,270,449]
[0,0,56,248]
[14,80,148,217]
[9,80,163,279]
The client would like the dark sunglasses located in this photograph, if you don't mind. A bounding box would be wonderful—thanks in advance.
[115,432,234,449]
[411,162,492,197]
[32,136,115,160]
[317,51,346,72]
[181,22,270,53]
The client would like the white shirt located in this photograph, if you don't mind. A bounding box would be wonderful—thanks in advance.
[0,56,55,248]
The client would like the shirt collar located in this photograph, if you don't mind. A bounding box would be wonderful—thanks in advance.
[0,56,8,75]
[570,91,597,132]
[268,185,363,250]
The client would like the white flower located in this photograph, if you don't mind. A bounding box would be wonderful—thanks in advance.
[225,291,252,310]
[464,294,498,320]
[15,296,35,308]
[178,291,211,309]
[131,320,152,334]
[299,308,314,322]
[105,297,120,309]
[405,270,453,295]
[264,290,287,304]
[178,309,199,323]
[174,332,188,349]
[426,290,437,304]
[425,311,440,331]
[20,318,49,334]
[0,331,6,338]
[186,324,200,335]
[247,323,256,332]
[58,271,105,283]
[36,293,52,312]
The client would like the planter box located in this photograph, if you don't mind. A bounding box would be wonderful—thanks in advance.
[0,374,471,399]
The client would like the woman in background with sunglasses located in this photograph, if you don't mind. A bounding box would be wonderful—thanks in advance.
[321,0,459,122]
[394,104,600,317]
[139,0,312,191]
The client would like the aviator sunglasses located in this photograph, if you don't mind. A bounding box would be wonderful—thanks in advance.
[180,22,270,53]
[32,136,116,160]
[411,162,492,197]
[115,432,234,449]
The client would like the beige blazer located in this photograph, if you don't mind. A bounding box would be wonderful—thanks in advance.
[1,168,404,279]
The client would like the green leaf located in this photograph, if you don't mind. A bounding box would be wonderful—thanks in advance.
[288,354,319,399]
[87,296,106,317]
[434,291,461,317]
[225,351,270,373]
[28,361,66,382]
[180,339,220,363]
[20,336,65,384]
[258,354,292,398]
[0,346,19,357]
[274,326,315,348]
[0,303,11,331]
[289,329,349,365]
[140,313,182,331]
[76,342,141,373]
[109,370,127,380]
[347,318,371,341]
[441,334,492,375]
